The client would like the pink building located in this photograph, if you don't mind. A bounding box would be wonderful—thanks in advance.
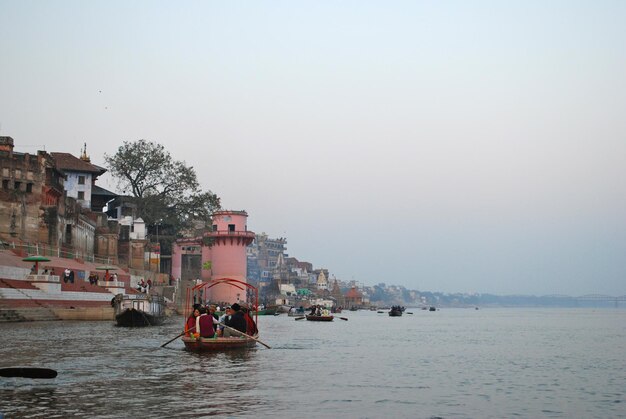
[172,210,255,305]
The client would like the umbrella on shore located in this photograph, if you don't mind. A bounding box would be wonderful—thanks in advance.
[96,265,119,281]
[23,255,51,274]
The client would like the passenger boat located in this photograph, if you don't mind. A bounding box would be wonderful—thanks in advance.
[388,307,403,317]
[288,307,306,317]
[389,309,402,317]
[181,335,257,351]
[113,293,166,327]
[306,315,334,322]
[181,278,261,352]
[252,306,277,315]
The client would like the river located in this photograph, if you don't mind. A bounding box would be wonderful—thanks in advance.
[1,308,625,418]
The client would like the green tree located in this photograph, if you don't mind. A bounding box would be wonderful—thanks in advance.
[104,140,220,235]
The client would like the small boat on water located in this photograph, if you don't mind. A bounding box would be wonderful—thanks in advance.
[181,278,261,352]
[288,307,306,317]
[113,293,167,327]
[388,309,403,317]
[306,315,334,322]
[252,307,277,316]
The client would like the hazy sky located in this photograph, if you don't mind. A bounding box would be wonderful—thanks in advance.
[1,1,625,296]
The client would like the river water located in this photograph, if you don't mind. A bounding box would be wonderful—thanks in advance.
[0,308,624,418]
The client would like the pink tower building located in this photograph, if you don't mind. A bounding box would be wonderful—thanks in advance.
[171,210,255,306]
[206,210,255,303]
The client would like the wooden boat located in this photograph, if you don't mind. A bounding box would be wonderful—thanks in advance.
[388,308,403,317]
[306,315,334,322]
[252,307,277,316]
[181,335,258,351]
[181,278,260,352]
[113,293,166,327]
[288,307,306,317]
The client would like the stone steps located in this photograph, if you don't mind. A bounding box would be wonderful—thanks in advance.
[0,307,59,322]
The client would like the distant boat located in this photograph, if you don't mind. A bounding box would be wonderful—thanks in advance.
[252,307,277,316]
[288,307,306,317]
[113,293,167,327]
[429,306,436,311]
[388,307,403,317]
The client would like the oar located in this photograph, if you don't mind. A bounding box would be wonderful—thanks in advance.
[161,326,195,348]
[217,322,271,349]
[406,312,414,315]
[0,367,57,379]
[338,317,349,321]
[294,316,306,321]
[377,311,384,314]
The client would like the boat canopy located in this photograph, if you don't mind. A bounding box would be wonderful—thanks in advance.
[184,278,259,325]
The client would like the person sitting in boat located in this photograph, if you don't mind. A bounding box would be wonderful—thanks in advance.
[224,303,247,337]
[309,305,317,316]
[241,306,258,336]
[185,304,202,337]
[208,304,219,321]
[216,306,232,336]
[196,307,216,338]
[315,306,322,316]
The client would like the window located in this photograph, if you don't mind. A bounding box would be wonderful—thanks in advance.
[26,183,33,193]
[212,224,217,232]
[1,168,8,177]
[2,179,8,189]
[65,224,72,244]
[14,181,21,190]
[27,171,34,180]
[228,224,236,232]
[77,191,85,200]
[78,175,85,185]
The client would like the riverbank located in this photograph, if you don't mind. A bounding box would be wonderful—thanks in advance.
[0,249,176,322]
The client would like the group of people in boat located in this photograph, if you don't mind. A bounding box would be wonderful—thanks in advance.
[309,305,330,317]
[185,302,258,339]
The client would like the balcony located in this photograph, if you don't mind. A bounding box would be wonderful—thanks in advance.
[205,230,255,246]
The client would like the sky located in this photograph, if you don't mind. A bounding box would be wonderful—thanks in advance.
[1,1,625,296]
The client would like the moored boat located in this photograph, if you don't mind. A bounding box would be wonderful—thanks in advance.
[113,293,166,327]
[252,307,277,316]
[306,315,334,322]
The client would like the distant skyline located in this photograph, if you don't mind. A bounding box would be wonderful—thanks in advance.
[1,1,625,295]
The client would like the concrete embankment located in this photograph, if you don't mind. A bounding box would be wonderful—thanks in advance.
[0,249,178,322]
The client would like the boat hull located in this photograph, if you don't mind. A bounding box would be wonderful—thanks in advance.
[388,311,403,317]
[116,308,166,327]
[182,336,257,352]
[251,309,277,316]
[306,315,334,322]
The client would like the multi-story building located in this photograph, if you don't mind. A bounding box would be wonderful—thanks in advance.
[0,136,116,262]
[51,144,106,211]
